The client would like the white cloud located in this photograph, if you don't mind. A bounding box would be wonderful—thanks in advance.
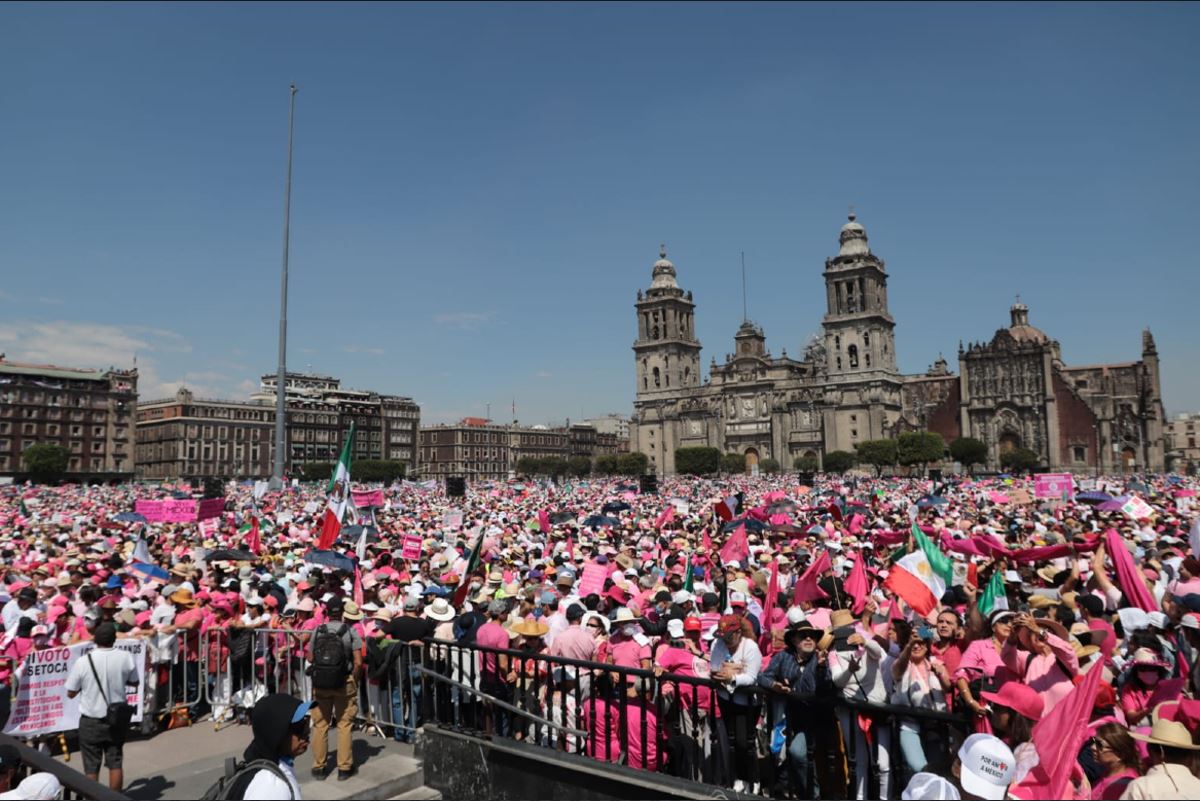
[343,345,386,355]
[434,311,494,330]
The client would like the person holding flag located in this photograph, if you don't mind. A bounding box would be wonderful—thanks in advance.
[318,424,357,550]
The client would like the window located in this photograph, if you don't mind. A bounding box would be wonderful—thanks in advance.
[1073,446,1086,462]
[848,345,859,369]
[836,356,843,370]
[865,353,871,367]
[863,332,870,346]
[835,336,841,350]
[653,367,661,388]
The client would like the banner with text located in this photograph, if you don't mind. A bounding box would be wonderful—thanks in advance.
[401,535,423,561]
[2,639,147,738]
[1034,473,1075,500]
[351,489,385,508]
[135,499,202,523]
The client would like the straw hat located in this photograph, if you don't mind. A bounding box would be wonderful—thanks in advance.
[829,609,855,629]
[511,618,550,638]
[342,601,364,621]
[426,598,455,622]
[168,588,197,608]
[372,608,394,623]
[1130,717,1200,750]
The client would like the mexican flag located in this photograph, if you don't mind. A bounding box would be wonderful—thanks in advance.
[911,523,954,587]
[18,500,32,522]
[682,552,694,593]
[977,568,1008,615]
[452,530,485,607]
[883,550,946,617]
[318,424,355,549]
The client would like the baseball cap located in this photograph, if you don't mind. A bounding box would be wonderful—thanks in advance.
[666,618,685,639]
[717,614,742,635]
[786,607,808,626]
[902,772,961,800]
[729,591,747,607]
[957,734,1015,800]
[404,596,421,611]
[291,700,314,723]
[683,617,702,633]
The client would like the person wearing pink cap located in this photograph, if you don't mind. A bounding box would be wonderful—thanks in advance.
[979,681,1043,784]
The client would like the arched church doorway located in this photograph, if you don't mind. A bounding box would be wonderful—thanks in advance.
[1121,447,1136,473]
[999,432,1021,455]
[744,448,759,474]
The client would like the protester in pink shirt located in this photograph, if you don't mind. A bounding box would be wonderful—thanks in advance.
[622,681,662,771]
[1001,613,1078,713]
[955,609,1014,717]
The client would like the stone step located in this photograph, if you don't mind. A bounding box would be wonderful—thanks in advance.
[390,786,443,800]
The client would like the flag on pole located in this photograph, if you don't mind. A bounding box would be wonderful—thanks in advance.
[538,509,551,534]
[1190,516,1200,559]
[844,555,870,615]
[452,529,486,607]
[718,524,750,565]
[883,550,946,617]
[18,500,32,521]
[911,523,954,586]
[654,505,675,529]
[353,566,364,606]
[318,423,355,550]
[132,535,152,565]
[714,495,739,522]
[793,550,831,604]
[758,560,780,654]
[977,568,1008,615]
[682,551,694,593]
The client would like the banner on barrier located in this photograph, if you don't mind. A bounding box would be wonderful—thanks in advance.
[2,639,147,738]
[1034,473,1074,500]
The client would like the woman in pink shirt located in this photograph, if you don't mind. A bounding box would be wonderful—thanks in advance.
[1000,613,1079,714]
[955,609,1015,719]
[1119,648,1171,727]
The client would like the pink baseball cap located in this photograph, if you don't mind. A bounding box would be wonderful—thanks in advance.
[981,681,1044,721]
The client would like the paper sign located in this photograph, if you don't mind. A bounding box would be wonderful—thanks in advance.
[401,535,423,561]
[351,489,385,508]
[3,639,146,738]
[135,499,202,523]
[1121,495,1155,520]
[303,501,320,514]
[1034,473,1074,500]
[577,562,609,598]
[443,510,464,530]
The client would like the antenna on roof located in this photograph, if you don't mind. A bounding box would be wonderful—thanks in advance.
[741,251,748,323]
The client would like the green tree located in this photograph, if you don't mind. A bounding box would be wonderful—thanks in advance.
[23,443,70,483]
[722,452,746,473]
[759,457,781,474]
[1000,447,1040,474]
[793,454,820,472]
[822,450,856,473]
[594,454,619,475]
[617,452,649,476]
[516,456,541,476]
[949,437,988,474]
[856,438,898,476]
[354,460,408,483]
[298,462,335,482]
[567,456,592,477]
[675,446,720,475]
[898,431,946,475]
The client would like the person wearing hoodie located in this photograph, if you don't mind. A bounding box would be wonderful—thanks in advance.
[240,694,314,800]
[827,608,892,801]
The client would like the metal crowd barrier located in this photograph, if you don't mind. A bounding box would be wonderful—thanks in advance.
[412,638,974,800]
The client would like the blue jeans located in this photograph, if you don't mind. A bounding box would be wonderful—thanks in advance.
[391,667,422,742]
[786,727,820,799]
[899,726,928,773]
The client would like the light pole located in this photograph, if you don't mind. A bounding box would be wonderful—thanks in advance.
[271,84,297,490]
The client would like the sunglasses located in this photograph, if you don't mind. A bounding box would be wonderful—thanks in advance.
[586,622,604,629]
[1089,738,1112,752]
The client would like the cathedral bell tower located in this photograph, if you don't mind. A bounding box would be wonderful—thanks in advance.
[822,213,898,378]
[633,245,702,397]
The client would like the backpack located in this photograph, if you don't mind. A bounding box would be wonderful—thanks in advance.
[199,756,292,801]
[311,623,351,690]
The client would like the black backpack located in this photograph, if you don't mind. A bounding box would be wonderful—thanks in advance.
[311,623,351,690]
[200,757,292,800]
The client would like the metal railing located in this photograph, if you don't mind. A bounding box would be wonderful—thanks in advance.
[0,732,127,801]
[411,638,973,799]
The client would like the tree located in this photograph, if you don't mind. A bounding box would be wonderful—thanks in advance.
[594,454,619,475]
[759,457,781,474]
[1000,447,1040,474]
[298,462,335,482]
[567,456,592,478]
[516,456,541,476]
[23,443,70,483]
[617,452,649,476]
[793,454,820,472]
[856,438,898,476]
[898,431,946,475]
[355,460,408,483]
[722,452,746,473]
[675,446,720,475]
[949,437,988,474]
[822,450,856,473]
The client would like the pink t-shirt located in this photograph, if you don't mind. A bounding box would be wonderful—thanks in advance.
[175,608,205,660]
[548,625,598,663]
[475,621,511,679]
[655,645,716,714]
[609,638,650,670]
[583,697,621,763]
[0,638,33,684]
[954,638,1007,683]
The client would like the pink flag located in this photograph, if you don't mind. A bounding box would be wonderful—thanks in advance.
[758,560,780,655]
[565,535,575,561]
[845,555,870,615]
[793,550,831,604]
[353,567,364,606]
[538,509,551,534]
[1103,528,1158,612]
[848,513,864,535]
[718,525,750,565]
[1011,648,1104,800]
[654,505,675,529]
[768,513,792,526]
[701,528,713,553]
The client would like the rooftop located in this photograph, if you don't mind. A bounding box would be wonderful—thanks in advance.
[0,357,127,382]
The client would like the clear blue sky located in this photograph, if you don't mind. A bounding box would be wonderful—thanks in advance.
[2,2,1197,424]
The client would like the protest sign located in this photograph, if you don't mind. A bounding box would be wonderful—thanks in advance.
[1121,495,1155,520]
[351,489,384,508]
[443,510,464,530]
[401,535,423,561]
[3,639,146,738]
[577,561,608,598]
[197,498,225,521]
[1034,473,1074,500]
[135,499,201,523]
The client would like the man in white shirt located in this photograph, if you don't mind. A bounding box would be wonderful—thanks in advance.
[709,614,763,793]
[1,588,40,635]
[64,622,139,791]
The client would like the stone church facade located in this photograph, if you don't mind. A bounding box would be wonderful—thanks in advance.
[630,215,1166,475]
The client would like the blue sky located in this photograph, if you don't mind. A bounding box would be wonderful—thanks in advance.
[2,2,1197,424]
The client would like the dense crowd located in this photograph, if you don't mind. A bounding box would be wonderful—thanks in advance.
[1,469,1199,800]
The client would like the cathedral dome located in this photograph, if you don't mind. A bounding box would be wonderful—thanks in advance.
[650,244,678,289]
[1006,300,1049,344]
[838,212,870,257]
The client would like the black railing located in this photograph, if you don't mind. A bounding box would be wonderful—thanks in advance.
[0,733,128,801]
[413,638,972,799]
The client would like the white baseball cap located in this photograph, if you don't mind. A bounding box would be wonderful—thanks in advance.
[786,607,808,626]
[672,590,693,605]
[666,618,685,639]
[902,772,961,800]
[957,734,1015,801]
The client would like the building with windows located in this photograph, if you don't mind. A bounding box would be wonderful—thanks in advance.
[630,214,1167,475]
[1167,413,1200,474]
[0,357,137,480]
[418,419,617,482]
[135,372,419,480]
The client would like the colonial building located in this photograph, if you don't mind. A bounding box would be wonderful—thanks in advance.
[135,372,420,481]
[0,357,137,480]
[630,215,1167,475]
[1166,413,1200,473]
[418,420,616,482]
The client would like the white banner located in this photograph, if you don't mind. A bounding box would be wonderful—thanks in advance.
[443,510,464,530]
[2,639,147,738]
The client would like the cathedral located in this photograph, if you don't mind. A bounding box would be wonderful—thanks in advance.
[630,215,1166,475]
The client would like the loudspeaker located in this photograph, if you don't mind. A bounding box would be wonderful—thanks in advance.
[639,474,658,494]
[928,469,943,482]
[446,476,466,497]
[796,472,815,486]
[202,477,225,500]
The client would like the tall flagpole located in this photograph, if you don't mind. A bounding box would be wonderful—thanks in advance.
[271,84,297,490]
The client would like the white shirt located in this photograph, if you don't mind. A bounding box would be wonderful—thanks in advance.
[243,758,301,800]
[1,600,39,634]
[710,636,763,705]
[63,646,138,719]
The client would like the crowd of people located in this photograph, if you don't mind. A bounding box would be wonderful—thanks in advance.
[1,468,1199,800]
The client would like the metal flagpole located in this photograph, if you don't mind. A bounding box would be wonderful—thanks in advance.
[271,84,298,490]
